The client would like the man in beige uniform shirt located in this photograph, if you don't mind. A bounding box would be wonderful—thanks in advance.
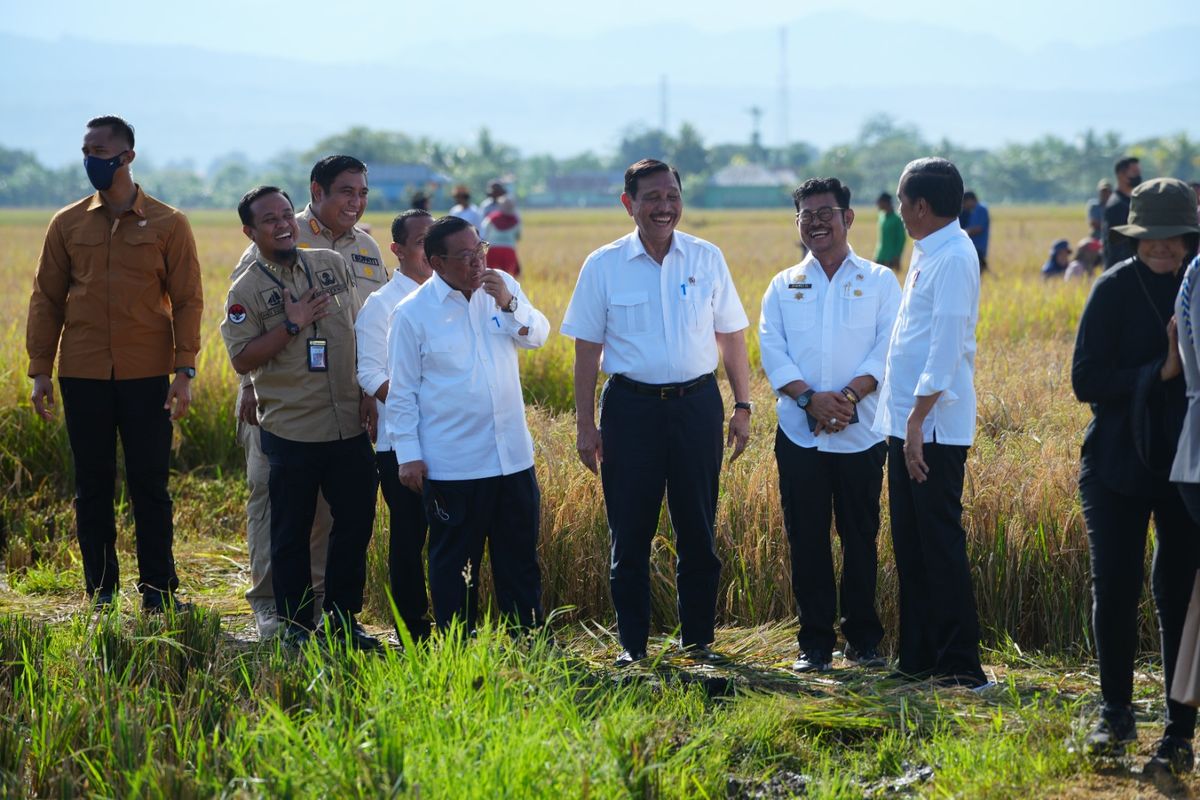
[221,185,378,649]
[231,156,386,638]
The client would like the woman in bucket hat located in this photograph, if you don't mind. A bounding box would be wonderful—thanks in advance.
[1073,177,1200,774]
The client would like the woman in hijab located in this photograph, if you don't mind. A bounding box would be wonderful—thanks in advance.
[1073,178,1200,775]
[1041,238,1072,279]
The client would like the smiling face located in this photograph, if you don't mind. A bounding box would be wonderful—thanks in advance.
[390,215,435,273]
[1138,235,1189,275]
[431,226,486,292]
[311,168,368,236]
[796,191,853,265]
[621,169,682,253]
[244,191,300,263]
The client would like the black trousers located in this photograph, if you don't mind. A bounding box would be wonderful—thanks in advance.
[600,375,723,653]
[887,437,985,683]
[376,450,431,640]
[1083,463,1199,738]
[260,430,377,629]
[776,430,886,656]
[59,376,177,601]
[425,467,542,632]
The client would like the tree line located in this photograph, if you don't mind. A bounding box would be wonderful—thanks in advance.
[0,115,1195,209]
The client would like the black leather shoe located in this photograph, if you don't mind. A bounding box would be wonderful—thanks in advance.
[792,651,833,673]
[1085,706,1137,757]
[614,650,647,667]
[325,619,382,652]
[1144,735,1194,775]
[681,644,727,664]
[92,590,115,609]
[282,625,312,649]
[843,644,887,668]
[143,594,193,615]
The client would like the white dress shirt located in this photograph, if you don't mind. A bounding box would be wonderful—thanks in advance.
[759,248,901,453]
[386,271,550,480]
[449,203,484,233]
[560,230,749,384]
[355,269,421,453]
[873,220,980,446]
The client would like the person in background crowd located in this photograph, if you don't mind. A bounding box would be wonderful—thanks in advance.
[230,155,386,639]
[1089,180,1113,241]
[480,180,506,218]
[388,216,550,633]
[562,158,752,667]
[483,196,523,277]
[874,157,988,689]
[448,185,483,233]
[27,115,202,613]
[1041,239,1072,280]
[759,177,901,674]
[354,209,437,642]
[960,190,990,273]
[1074,178,1200,774]
[220,186,379,651]
[874,191,906,270]
[411,192,430,211]
[1065,238,1104,282]
[1102,156,1143,269]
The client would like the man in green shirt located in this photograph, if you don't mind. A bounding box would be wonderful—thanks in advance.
[874,192,906,270]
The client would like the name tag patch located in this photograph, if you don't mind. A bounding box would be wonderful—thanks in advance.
[788,282,812,290]
[351,253,381,266]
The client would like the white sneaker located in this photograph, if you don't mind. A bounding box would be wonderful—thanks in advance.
[255,610,283,640]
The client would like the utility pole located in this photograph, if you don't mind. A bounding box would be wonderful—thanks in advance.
[747,106,763,156]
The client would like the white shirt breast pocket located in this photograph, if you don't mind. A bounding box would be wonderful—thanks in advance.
[422,334,471,372]
[843,292,876,329]
[609,291,650,335]
[782,295,818,332]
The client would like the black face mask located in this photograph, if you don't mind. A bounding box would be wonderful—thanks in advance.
[1128,174,1142,190]
[84,151,128,191]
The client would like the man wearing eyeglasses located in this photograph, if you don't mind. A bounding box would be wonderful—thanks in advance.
[562,158,753,666]
[220,186,379,651]
[759,178,901,674]
[229,155,387,640]
[387,215,550,632]
[26,115,203,613]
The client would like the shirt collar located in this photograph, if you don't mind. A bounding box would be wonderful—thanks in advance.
[86,184,147,217]
[624,229,683,263]
[798,246,862,282]
[300,203,360,243]
[431,272,459,303]
[913,219,962,255]
[253,245,306,276]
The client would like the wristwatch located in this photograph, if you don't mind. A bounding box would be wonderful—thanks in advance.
[175,366,196,379]
[795,389,815,410]
[503,295,519,313]
[284,319,301,336]
[733,401,753,414]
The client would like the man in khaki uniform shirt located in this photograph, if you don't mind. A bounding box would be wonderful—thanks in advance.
[231,156,386,638]
[26,115,202,612]
[221,185,379,649]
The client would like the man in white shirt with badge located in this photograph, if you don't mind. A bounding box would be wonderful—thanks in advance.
[759,177,901,674]
[874,157,987,688]
[387,215,550,632]
[355,209,435,642]
[562,158,753,666]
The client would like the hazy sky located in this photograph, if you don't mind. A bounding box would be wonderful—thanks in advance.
[3,0,1192,58]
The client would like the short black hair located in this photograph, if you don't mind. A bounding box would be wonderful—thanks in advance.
[624,159,682,199]
[238,186,292,227]
[877,192,892,204]
[310,155,367,195]
[86,115,135,150]
[423,215,473,261]
[792,177,851,212]
[1115,156,1140,175]
[899,158,964,219]
[963,191,978,202]
[391,209,433,245]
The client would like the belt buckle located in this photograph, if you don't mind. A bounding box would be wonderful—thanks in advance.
[659,386,672,400]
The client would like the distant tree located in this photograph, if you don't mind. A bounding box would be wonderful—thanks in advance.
[670,123,709,177]
[613,125,674,170]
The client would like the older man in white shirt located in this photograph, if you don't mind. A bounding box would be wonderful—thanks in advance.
[386,215,550,632]
[874,157,986,688]
[760,177,901,674]
[562,158,753,666]
[355,209,435,641]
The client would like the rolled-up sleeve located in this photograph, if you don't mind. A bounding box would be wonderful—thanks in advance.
[501,275,550,348]
[758,278,805,390]
[386,310,423,464]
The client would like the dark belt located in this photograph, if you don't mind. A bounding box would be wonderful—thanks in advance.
[611,372,714,399]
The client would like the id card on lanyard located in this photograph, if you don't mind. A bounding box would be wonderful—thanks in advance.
[257,254,330,373]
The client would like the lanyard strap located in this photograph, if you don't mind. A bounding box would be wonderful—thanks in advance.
[256,253,319,336]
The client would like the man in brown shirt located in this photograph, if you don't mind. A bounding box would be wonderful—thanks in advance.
[220,185,378,649]
[25,115,203,611]
[229,156,386,638]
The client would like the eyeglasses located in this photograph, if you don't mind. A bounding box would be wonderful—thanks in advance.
[444,241,490,263]
[797,206,845,225]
